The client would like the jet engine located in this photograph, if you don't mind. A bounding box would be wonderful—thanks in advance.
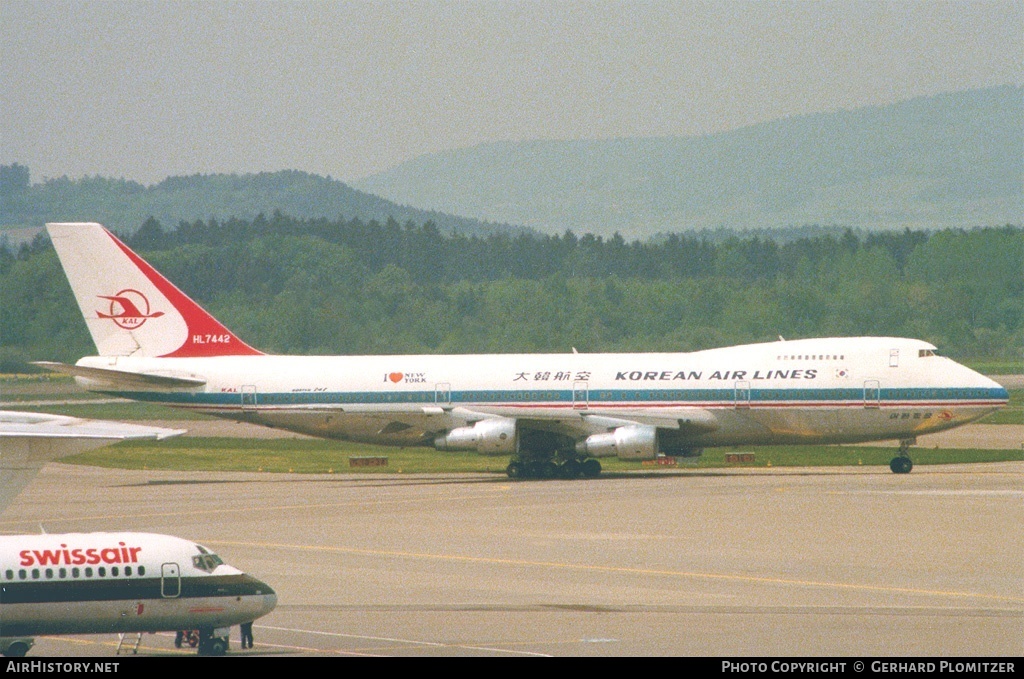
[576,425,659,460]
[434,418,517,455]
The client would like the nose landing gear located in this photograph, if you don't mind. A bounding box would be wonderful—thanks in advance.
[889,438,915,474]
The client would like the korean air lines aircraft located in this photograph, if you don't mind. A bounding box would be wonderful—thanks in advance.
[39,222,1008,479]
[0,413,277,657]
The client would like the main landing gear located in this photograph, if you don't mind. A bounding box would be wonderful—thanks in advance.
[196,629,229,656]
[889,438,915,474]
[505,430,602,480]
[506,456,601,480]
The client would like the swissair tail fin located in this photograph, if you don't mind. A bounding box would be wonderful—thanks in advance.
[47,222,263,358]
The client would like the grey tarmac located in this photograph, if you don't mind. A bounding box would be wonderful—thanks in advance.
[1,460,1021,657]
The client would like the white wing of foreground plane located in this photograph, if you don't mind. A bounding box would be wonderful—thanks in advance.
[0,411,184,513]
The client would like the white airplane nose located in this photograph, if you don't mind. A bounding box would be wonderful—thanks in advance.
[253,579,278,617]
[969,369,1010,403]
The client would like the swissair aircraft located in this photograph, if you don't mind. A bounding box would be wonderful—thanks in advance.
[0,531,277,657]
[0,413,277,657]
[39,222,1008,479]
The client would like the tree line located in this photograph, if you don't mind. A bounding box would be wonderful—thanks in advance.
[1,214,1020,370]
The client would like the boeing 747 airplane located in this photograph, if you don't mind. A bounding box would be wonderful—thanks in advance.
[38,222,1008,479]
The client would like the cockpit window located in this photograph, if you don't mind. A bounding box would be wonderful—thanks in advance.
[192,548,224,573]
[919,349,936,357]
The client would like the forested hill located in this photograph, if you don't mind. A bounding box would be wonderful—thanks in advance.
[0,167,530,238]
[353,86,1023,237]
[2,215,1020,370]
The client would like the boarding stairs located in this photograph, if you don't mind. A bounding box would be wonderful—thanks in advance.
[116,632,142,655]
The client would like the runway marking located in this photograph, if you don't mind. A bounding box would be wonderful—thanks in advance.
[207,538,1024,606]
[42,633,218,655]
[852,490,1024,497]
[0,492,505,528]
[258,624,551,656]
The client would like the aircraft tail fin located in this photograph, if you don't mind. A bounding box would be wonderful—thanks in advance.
[46,222,263,358]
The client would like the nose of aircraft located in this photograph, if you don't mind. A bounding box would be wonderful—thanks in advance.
[253,578,278,618]
[971,368,1010,404]
[236,573,278,619]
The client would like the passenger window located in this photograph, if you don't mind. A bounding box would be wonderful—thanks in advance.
[98,567,106,577]
[85,567,93,577]
[112,567,119,577]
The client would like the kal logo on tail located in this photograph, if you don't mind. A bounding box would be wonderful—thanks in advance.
[96,289,164,329]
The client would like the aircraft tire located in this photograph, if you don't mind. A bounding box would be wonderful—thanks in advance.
[197,632,229,656]
[581,458,602,478]
[890,457,913,474]
[561,459,582,479]
[3,641,30,657]
[198,637,228,656]
[506,462,523,479]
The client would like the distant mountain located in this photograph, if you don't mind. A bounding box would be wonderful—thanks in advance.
[353,86,1023,237]
[0,168,530,237]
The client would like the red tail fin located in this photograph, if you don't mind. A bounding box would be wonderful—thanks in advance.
[48,222,263,358]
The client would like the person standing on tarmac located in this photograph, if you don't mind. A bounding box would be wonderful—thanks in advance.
[240,621,254,649]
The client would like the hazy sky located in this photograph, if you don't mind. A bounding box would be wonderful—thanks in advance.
[2,0,1021,186]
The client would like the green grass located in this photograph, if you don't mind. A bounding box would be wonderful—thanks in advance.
[65,436,1024,475]
[963,360,1024,375]
[976,389,1023,425]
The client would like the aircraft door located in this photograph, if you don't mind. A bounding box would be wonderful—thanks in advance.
[161,563,181,598]
[241,385,257,411]
[889,349,900,367]
[573,381,589,410]
[435,383,451,405]
[734,381,751,409]
[864,380,881,409]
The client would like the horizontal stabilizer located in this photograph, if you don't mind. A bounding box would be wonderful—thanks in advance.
[32,361,207,389]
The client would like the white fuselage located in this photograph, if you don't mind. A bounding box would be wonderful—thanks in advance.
[74,336,1007,450]
[0,533,276,638]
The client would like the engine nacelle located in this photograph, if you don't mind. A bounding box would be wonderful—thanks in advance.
[576,425,659,460]
[434,418,517,456]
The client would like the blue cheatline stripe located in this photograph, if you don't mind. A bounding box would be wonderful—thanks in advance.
[103,386,1007,409]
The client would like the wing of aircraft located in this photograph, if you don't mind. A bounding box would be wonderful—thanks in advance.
[40,222,1009,480]
[0,411,184,513]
